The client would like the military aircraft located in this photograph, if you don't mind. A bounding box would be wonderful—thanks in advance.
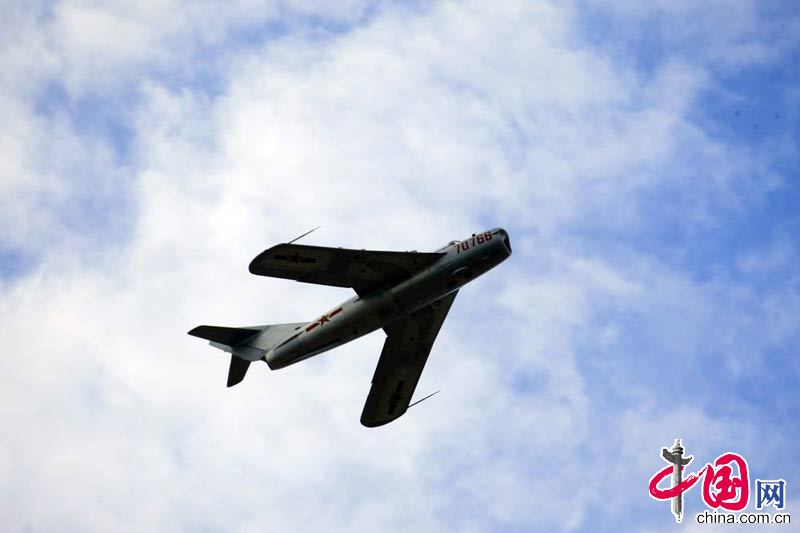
[188,228,512,427]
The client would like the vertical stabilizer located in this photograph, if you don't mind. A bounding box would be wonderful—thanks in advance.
[227,355,251,387]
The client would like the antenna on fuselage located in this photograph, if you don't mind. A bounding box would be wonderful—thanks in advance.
[408,390,440,409]
[288,226,321,244]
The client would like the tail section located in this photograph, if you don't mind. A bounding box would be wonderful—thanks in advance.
[188,322,306,387]
[226,355,251,387]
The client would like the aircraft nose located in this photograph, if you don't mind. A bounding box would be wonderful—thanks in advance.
[496,228,512,254]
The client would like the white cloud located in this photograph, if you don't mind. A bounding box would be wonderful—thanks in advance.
[584,0,791,69]
[0,1,796,531]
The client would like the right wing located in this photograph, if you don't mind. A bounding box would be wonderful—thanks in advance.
[360,291,458,427]
[249,243,444,296]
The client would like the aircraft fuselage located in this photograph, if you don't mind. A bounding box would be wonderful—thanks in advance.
[267,228,511,369]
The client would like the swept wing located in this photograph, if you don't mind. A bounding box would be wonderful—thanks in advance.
[360,290,458,427]
[249,244,445,296]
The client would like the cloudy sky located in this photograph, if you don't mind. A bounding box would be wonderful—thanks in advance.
[1,1,798,531]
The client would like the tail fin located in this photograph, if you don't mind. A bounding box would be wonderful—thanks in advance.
[226,355,250,387]
[189,326,261,387]
[188,322,306,387]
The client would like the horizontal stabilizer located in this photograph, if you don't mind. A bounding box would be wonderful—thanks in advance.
[188,325,261,347]
[227,355,251,387]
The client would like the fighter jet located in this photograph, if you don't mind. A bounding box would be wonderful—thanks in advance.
[188,228,512,427]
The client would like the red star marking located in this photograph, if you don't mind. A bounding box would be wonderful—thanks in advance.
[288,253,301,263]
[306,309,344,332]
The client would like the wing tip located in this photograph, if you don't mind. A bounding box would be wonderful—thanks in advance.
[360,415,400,428]
[248,243,296,275]
[248,249,269,274]
[360,405,408,428]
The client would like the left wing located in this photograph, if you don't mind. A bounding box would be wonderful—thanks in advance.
[249,243,445,297]
[360,291,458,427]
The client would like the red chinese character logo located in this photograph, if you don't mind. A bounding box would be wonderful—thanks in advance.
[649,441,750,519]
[702,453,749,511]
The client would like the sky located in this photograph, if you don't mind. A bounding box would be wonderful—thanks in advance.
[1,1,798,531]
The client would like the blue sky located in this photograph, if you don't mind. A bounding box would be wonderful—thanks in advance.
[1,1,798,531]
